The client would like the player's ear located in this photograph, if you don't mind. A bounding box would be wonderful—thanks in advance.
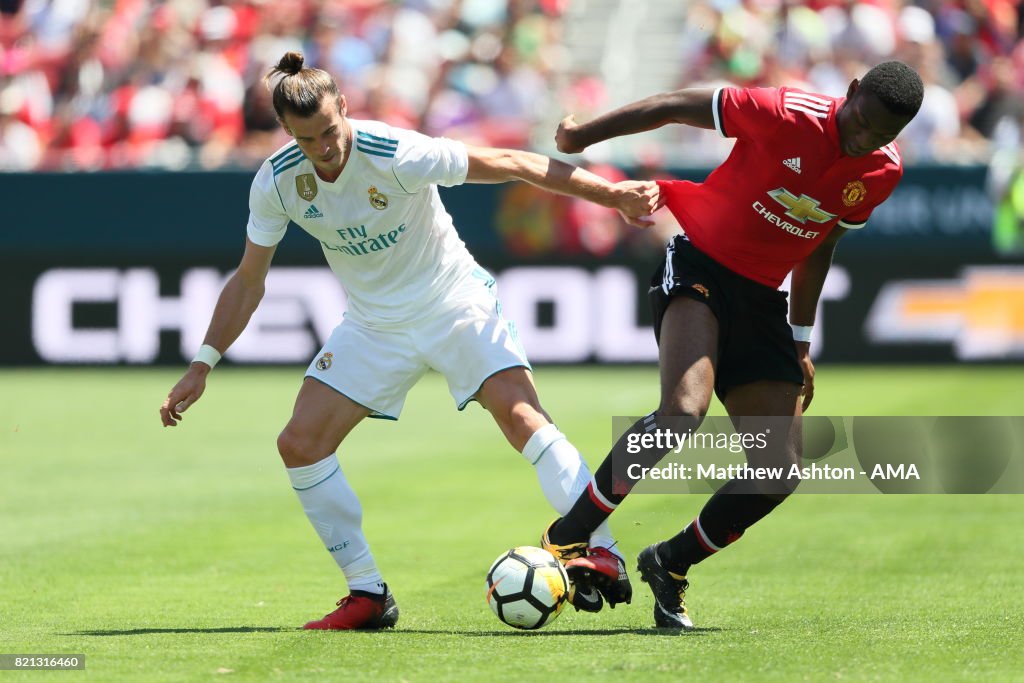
[337,94,347,117]
[278,117,293,136]
[846,79,859,100]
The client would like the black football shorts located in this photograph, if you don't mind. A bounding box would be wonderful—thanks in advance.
[649,235,804,401]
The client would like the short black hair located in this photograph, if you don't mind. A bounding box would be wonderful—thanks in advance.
[859,61,924,119]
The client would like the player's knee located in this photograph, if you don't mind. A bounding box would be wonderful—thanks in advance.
[782,440,801,469]
[277,426,330,467]
[656,400,708,426]
[764,429,802,468]
[770,443,801,495]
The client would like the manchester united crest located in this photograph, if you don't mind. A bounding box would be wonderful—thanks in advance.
[842,180,867,207]
[368,186,388,210]
[315,352,333,371]
[296,174,318,202]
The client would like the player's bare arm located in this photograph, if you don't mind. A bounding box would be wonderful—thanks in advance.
[464,145,660,227]
[788,226,848,412]
[555,88,718,154]
[159,238,277,427]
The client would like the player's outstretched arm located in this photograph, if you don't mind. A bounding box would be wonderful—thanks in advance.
[159,239,276,427]
[464,146,660,227]
[555,88,717,154]
[788,227,848,412]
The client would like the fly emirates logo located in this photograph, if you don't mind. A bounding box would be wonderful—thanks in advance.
[752,188,837,239]
[320,223,407,257]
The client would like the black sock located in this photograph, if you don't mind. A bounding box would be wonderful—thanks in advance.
[550,412,697,545]
[657,478,789,575]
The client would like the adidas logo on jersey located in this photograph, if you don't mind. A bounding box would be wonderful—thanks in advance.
[304,204,324,219]
[783,157,801,174]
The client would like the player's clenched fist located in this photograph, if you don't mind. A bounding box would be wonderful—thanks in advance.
[555,115,584,154]
[159,365,210,427]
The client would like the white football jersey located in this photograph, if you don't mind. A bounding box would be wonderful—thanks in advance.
[246,119,481,327]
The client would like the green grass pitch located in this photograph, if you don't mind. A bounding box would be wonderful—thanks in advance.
[2,366,1023,681]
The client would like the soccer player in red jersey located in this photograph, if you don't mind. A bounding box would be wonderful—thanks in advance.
[541,61,924,629]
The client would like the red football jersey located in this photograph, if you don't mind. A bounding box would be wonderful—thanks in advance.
[658,86,903,287]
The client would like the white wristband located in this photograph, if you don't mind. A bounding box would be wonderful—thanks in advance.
[192,344,222,369]
[790,325,813,343]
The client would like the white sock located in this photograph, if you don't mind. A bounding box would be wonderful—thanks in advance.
[522,425,620,560]
[287,454,384,595]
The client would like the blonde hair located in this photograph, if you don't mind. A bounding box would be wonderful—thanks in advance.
[263,51,340,119]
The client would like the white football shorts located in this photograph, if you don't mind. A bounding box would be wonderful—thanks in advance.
[305,270,530,419]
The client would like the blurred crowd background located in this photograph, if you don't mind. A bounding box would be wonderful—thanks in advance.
[0,0,1021,173]
[1,0,1022,254]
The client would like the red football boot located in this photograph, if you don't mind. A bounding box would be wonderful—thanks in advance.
[303,586,399,630]
[566,547,633,607]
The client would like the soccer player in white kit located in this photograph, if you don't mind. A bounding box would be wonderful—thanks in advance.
[159,52,660,630]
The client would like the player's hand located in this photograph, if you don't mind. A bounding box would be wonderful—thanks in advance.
[614,180,661,227]
[618,210,657,228]
[555,115,585,154]
[160,364,210,427]
[795,341,814,412]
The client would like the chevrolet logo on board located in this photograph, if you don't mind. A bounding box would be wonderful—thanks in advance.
[866,267,1024,360]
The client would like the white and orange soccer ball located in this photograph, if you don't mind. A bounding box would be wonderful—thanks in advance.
[485,546,570,630]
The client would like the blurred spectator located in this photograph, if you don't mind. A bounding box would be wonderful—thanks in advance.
[967,56,1024,145]
[0,81,41,168]
[0,0,1018,188]
[895,10,964,161]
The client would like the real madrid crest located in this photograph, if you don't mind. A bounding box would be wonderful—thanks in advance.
[842,180,867,207]
[368,186,388,210]
[315,352,333,371]
[296,173,318,202]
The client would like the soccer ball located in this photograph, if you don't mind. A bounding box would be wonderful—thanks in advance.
[485,546,570,630]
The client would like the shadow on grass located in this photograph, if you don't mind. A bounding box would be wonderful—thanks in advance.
[67,627,294,636]
[68,626,721,637]
[449,627,721,637]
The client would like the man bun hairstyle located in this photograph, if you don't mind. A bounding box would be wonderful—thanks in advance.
[264,51,340,119]
[860,60,924,119]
